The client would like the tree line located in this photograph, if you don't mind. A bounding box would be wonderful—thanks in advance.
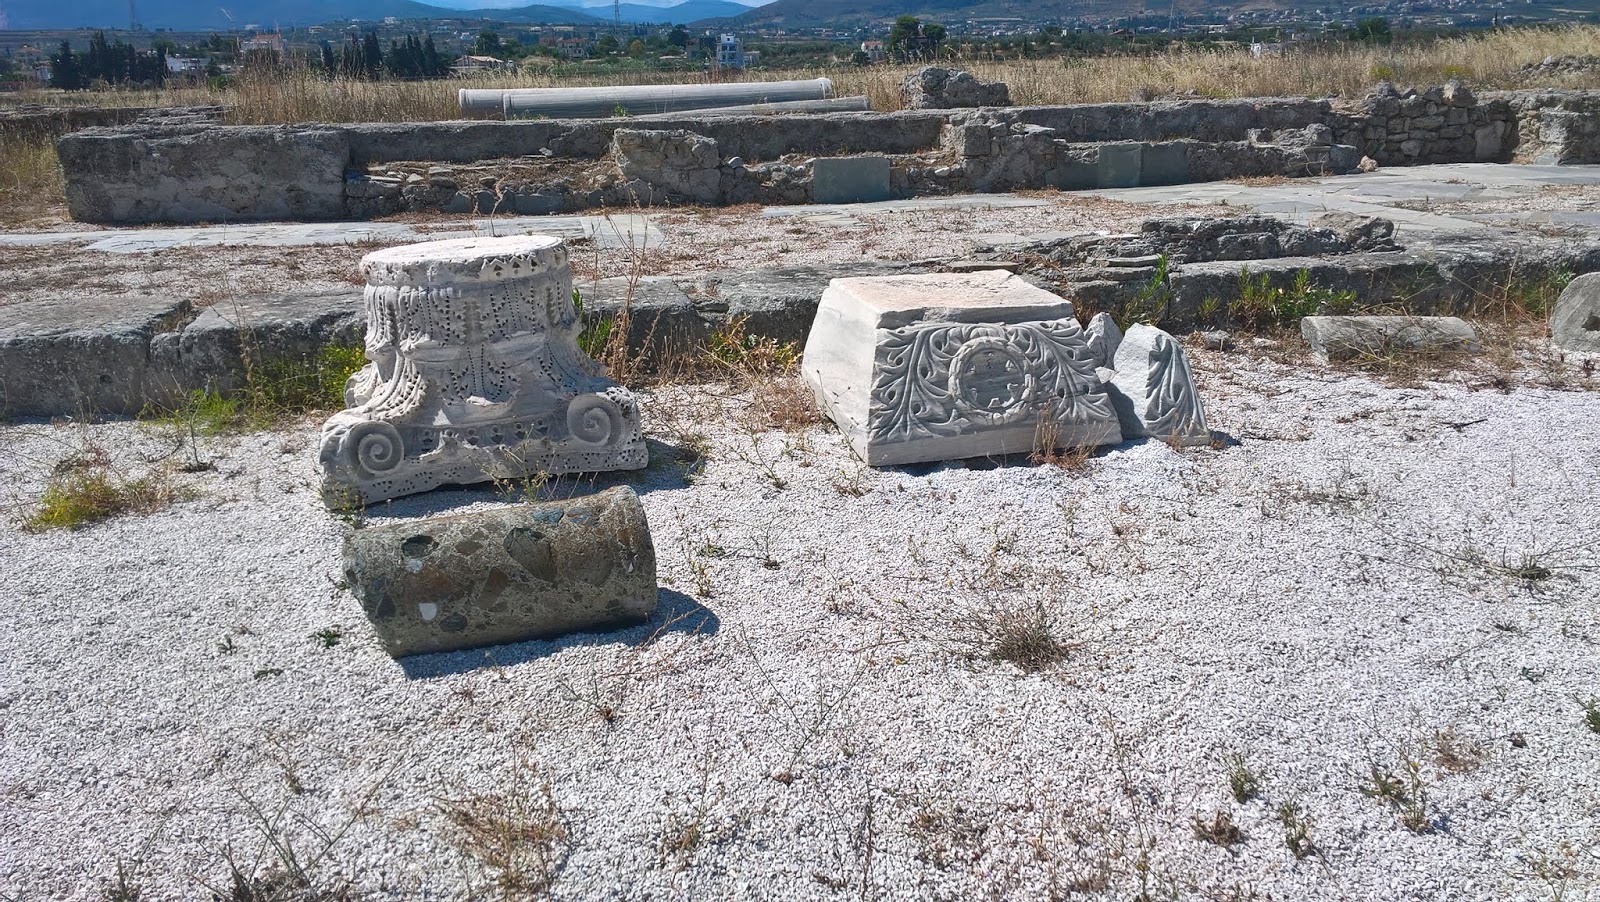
[315,32,451,79]
[49,32,167,89]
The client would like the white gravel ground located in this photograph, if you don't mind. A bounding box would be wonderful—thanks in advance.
[2,346,1599,901]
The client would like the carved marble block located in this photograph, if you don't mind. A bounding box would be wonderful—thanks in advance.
[802,270,1122,466]
[1106,323,1212,446]
[319,236,647,504]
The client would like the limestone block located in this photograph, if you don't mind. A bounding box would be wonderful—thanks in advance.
[1300,315,1481,363]
[1551,272,1600,354]
[0,294,189,417]
[1106,324,1211,446]
[57,124,348,225]
[343,486,656,657]
[801,271,1121,466]
[1098,143,1143,188]
[611,128,720,204]
[167,289,364,397]
[1140,142,1191,186]
[811,156,892,204]
[319,236,648,505]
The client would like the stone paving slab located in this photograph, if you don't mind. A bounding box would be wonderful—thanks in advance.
[1083,163,1600,240]
[761,194,1053,225]
[0,214,660,254]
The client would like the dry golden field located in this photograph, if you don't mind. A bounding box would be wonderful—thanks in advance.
[6,24,1600,122]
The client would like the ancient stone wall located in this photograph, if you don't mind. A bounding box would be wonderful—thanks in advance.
[55,88,1596,225]
[1331,82,1517,166]
[1503,90,1600,164]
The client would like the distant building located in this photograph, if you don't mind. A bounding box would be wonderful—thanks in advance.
[716,34,745,69]
[166,56,205,74]
[452,55,516,75]
[860,40,885,63]
[241,33,285,55]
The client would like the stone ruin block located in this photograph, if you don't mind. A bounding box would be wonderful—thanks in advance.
[343,486,657,657]
[1551,272,1600,355]
[811,156,892,204]
[1300,315,1481,363]
[1105,323,1212,446]
[611,127,722,204]
[902,66,1011,110]
[802,271,1123,466]
[318,236,647,505]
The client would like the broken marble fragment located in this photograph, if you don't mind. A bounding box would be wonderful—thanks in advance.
[1105,323,1211,446]
[318,235,647,505]
[802,271,1122,466]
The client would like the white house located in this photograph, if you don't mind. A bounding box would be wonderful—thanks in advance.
[716,34,745,69]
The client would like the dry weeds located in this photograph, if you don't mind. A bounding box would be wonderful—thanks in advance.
[8,26,1600,122]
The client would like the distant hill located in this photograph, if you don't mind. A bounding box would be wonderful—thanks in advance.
[616,0,750,23]
[714,0,1166,27]
[0,0,603,30]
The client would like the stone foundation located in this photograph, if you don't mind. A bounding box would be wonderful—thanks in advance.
[56,86,1586,226]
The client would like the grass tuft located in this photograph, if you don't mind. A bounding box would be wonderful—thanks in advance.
[1226,753,1262,804]
[25,466,178,532]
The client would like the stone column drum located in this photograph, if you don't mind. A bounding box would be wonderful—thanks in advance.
[319,236,647,504]
[343,486,657,657]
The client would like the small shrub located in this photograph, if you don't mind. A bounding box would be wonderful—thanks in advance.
[1230,268,1359,332]
[1226,753,1262,803]
[151,343,366,435]
[954,599,1073,672]
[1428,727,1486,774]
[25,468,178,532]
[1192,810,1244,848]
[438,761,570,897]
[1277,801,1316,859]
[1577,696,1600,735]
[1122,255,1171,327]
[1030,405,1095,472]
[1357,758,1433,834]
[706,317,801,378]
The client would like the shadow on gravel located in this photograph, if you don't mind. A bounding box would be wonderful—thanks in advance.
[395,589,719,679]
[360,439,697,523]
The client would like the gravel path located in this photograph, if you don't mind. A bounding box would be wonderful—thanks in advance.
[2,347,1598,901]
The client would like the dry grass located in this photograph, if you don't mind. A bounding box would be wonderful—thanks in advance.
[437,761,570,900]
[6,26,1600,124]
[0,124,67,226]
[23,443,183,531]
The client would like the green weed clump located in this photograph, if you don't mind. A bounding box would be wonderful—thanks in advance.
[1228,268,1360,332]
[26,468,177,531]
[156,343,366,435]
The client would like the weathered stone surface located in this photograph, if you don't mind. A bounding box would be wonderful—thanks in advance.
[902,67,1010,110]
[802,271,1121,466]
[57,124,348,224]
[1106,324,1211,446]
[1300,315,1481,362]
[811,156,892,204]
[0,294,190,418]
[150,290,364,397]
[1084,312,1122,368]
[578,276,712,360]
[343,486,656,657]
[319,236,647,505]
[611,128,721,204]
[1550,272,1600,354]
